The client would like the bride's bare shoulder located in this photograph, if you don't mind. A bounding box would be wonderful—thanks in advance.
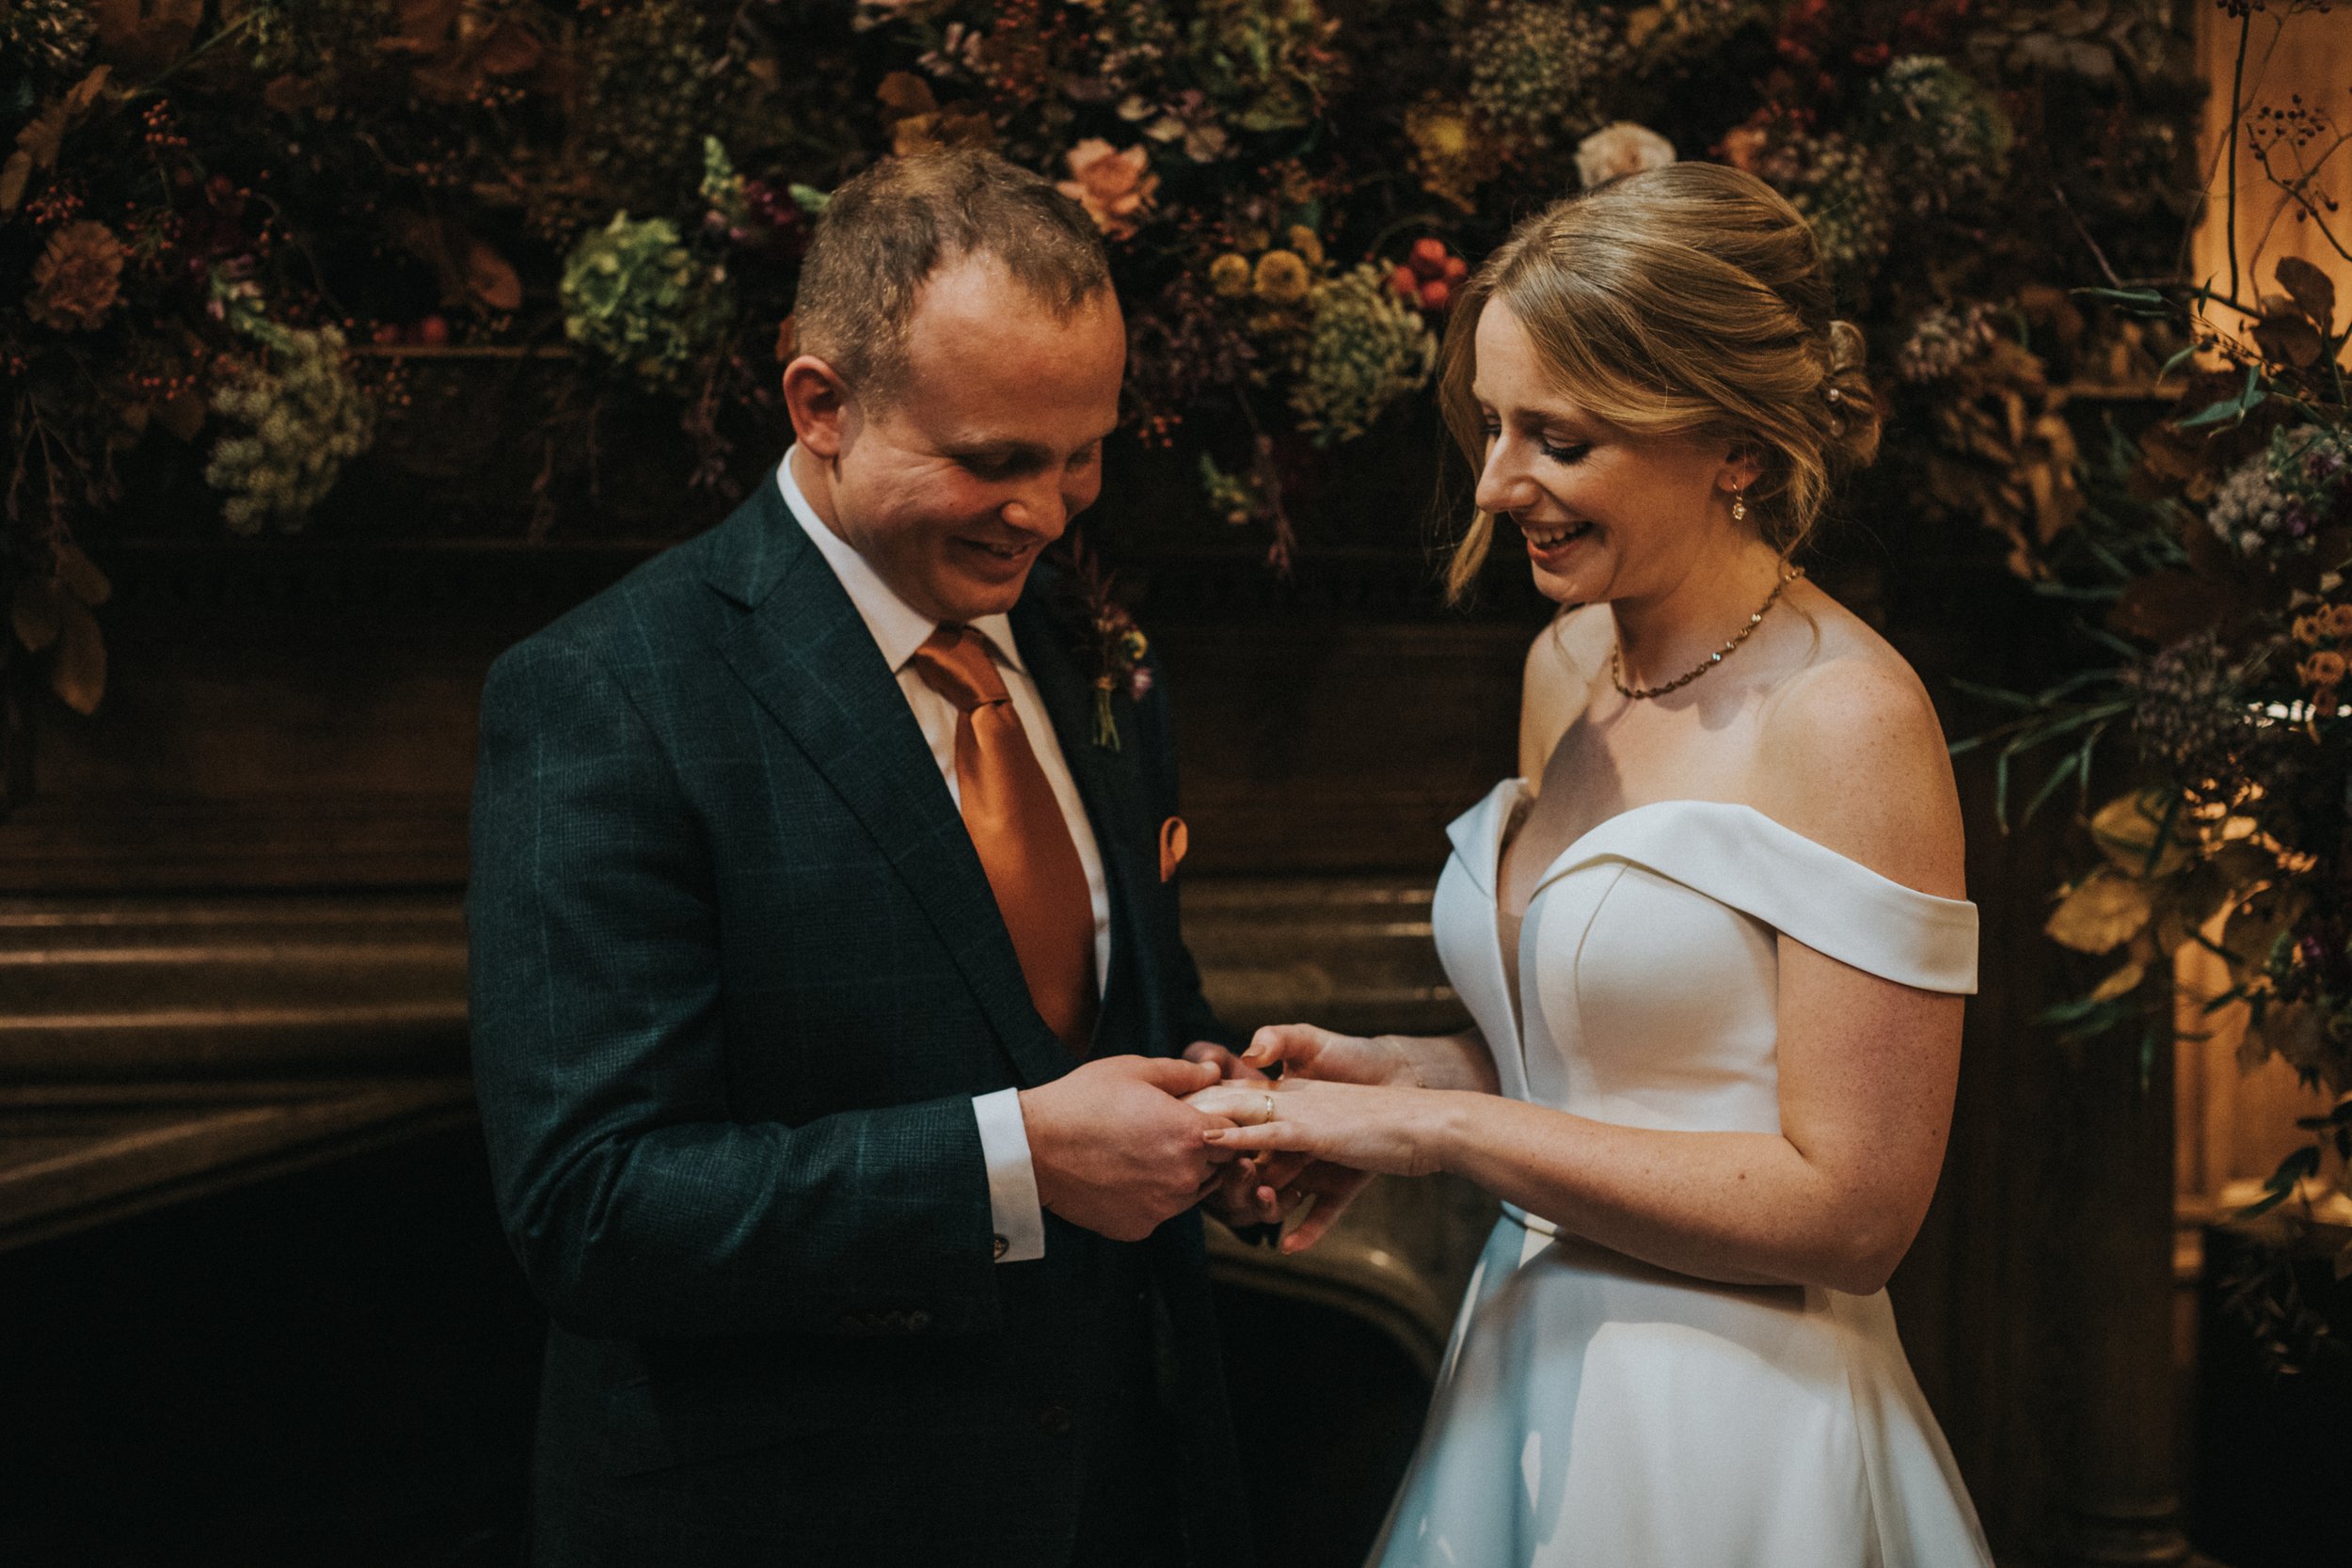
[1753,589,1966,897]
[1519,606,1609,783]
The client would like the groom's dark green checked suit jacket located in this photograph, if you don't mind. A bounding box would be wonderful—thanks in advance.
[469,480,1248,1565]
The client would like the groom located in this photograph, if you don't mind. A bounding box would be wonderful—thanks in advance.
[469,150,1251,1566]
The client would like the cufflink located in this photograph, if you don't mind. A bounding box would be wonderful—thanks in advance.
[1158,816,1189,883]
[993,1233,1009,1260]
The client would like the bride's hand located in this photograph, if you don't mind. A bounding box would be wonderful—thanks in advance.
[1239,1023,1417,1086]
[1191,1078,1449,1180]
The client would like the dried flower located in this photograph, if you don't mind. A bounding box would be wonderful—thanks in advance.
[1288,262,1439,446]
[1761,132,1893,299]
[1406,97,1489,212]
[1575,122,1677,188]
[2120,632,2249,786]
[3,0,97,83]
[1857,57,2013,218]
[1208,253,1253,298]
[205,325,376,534]
[27,220,126,332]
[1896,303,2001,383]
[2204,426,2351,559]
[1189,0,1344,135]
[1252,249,1311,306]
[1058,140,1158,240]
[1720,123,1771,173]
[1457,0,1618,153]
[1125,277,1258,442]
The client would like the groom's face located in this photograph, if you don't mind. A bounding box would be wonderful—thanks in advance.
[818,255,1126,625]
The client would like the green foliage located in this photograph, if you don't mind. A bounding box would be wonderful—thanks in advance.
[560,214,735,391]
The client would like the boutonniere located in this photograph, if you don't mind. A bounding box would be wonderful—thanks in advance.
[1057,531,1152,752]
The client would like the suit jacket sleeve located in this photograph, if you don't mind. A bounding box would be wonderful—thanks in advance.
[468,633,1001,1342]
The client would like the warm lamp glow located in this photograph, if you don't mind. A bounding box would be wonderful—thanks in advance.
[2192,7,2351,329]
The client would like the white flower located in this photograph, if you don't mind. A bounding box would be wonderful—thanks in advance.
[1574,121,1677,188]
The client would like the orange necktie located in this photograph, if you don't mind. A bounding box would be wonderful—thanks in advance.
[908,626,1099,1054]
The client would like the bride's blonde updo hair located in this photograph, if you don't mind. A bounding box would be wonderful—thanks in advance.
[1439,161,1881,603]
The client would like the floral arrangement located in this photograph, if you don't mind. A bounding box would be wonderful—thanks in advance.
[1955,1,2352,1272]
[2,0,2194,813]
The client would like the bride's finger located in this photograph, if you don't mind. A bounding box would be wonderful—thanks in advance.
[1203,1118,1303,1155]
[1241,1022,1327,1071]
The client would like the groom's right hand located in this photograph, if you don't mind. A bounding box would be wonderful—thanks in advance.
[1020,1056,1231,1243]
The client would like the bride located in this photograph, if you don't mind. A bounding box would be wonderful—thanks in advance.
[1190,163,1994,1566]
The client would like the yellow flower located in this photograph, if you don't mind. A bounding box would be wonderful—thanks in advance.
[2301,650,2346,688]
[1286,225,1325,269]
[1252,249,1311,306]
[2329,602,2352,638]
[2295,612,2326,644]
[1405,99,1486,213]
[1208,252,1252,298]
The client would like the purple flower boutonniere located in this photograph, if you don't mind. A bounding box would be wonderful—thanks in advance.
[1059,532,1152,752]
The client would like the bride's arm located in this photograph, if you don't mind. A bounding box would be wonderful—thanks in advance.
[1207,660,1970,1294]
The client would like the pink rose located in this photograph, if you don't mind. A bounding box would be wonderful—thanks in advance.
[1057,139,1158,240]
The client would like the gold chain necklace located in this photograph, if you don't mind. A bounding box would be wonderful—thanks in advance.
[1610,564,1803,701]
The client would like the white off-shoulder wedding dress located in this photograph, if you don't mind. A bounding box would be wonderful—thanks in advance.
[1371,784,1994,1568]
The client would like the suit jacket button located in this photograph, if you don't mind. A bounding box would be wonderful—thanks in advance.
[993,1233,1009,1260]
[1037,1402,1076,1434]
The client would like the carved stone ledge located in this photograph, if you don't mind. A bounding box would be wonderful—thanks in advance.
[0,1077,475,1253]
[0,895,468,1080]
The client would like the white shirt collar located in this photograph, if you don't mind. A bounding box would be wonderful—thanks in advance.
[775,447,1025,674]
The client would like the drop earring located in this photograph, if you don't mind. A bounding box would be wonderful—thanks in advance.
[1731,488,1748,525]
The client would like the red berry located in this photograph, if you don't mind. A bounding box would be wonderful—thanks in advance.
[1388,264,1421,299]
[1409,236,1450,278]
[1419,279,1452,312]
[370,323,402,345]
[415,314,450,346]
[1442,256,1468,284]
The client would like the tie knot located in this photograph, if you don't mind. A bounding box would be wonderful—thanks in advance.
[908,625,1010,714]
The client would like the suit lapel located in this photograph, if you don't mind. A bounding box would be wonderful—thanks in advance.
[1011,590,1162,1055]
[707,491,1074,1088]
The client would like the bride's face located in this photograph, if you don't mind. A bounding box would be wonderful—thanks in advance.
[1470,299,1746,607]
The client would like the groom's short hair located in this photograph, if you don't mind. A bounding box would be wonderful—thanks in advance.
[792,148,1113,405]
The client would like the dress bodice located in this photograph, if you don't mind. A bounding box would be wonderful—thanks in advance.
[1433,782,1979,1136]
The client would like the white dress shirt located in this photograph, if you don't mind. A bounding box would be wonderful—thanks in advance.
[778,447,1110,1263]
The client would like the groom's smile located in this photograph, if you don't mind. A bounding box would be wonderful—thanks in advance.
[787,251,1128,626]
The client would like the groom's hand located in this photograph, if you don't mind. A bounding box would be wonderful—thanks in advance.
[1020,1056,1232,1243]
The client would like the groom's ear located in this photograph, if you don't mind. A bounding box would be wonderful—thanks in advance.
[783,355,852,459]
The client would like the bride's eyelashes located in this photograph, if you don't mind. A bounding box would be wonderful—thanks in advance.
[1482,423,1593,466]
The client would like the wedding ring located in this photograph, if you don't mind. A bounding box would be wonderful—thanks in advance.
[1261,1092,1277,1126]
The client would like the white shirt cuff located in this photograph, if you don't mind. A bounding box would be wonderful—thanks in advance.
[972,1087,1045,1263]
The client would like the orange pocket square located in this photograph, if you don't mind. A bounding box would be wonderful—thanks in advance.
[1158,816,1189,883]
